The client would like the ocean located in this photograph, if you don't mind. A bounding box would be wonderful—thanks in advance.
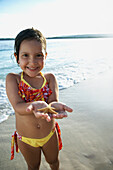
[0,38,113,123]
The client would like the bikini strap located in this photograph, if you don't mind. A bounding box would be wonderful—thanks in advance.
[21,71,24,80]
[40,72,47,88]
[21,72,47,89]
[11,131,19,160]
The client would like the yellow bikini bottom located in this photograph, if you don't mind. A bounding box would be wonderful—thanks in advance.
[11,122,62,160]
[17,127,55,147]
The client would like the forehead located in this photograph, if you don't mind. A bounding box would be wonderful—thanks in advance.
[19,39,43,52]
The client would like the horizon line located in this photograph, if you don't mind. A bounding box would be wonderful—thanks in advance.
[0,33,113,40]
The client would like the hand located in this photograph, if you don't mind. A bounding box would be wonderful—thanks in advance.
[49,102,73,119]
[26,101,51,122]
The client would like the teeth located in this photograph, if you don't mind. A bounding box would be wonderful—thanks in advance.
[27,67,36,70]
[30,68,35,70]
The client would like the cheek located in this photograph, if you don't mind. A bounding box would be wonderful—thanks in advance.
[19,59,27,67]
[39,59,45,65]
[40,61,45,67]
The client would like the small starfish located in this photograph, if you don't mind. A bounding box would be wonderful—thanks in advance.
[37,105,58,114]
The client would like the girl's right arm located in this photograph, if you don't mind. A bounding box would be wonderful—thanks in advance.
[6,73,34,115]
[6,73,48,116]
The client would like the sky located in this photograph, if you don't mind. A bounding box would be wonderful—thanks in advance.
[0,0,113,38]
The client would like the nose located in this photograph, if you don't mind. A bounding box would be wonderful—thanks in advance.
[29,57,37,65]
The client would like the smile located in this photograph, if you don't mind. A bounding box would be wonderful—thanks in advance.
[26,67,38,71]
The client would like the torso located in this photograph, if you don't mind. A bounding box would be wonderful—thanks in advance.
[16,72,55,138]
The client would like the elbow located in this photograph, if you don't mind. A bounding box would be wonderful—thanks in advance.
[13,103,26,116]
[14,107,24,116]
[14,102,33,116]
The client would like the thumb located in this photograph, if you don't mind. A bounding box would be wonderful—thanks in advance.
[26,104,34,112]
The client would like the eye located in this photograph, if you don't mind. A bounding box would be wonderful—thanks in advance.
[23,54,28,57]
[36,54,44,58]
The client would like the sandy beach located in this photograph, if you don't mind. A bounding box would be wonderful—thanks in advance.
[0,71,113,170]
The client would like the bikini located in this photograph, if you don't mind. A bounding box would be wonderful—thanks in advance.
[11,72,62,160]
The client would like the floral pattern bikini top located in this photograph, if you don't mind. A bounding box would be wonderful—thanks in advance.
[18,72,52,103]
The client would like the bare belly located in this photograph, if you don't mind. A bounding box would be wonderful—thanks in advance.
[15,112,55,139]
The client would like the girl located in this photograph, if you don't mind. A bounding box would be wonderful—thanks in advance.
[6,28,73,170]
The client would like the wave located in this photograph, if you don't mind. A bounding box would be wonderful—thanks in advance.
[0,49,13,52]
[0,81,14,124]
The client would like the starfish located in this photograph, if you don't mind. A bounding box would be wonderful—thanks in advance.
[37,105,58,114]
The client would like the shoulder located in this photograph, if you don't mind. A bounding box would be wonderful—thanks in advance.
[44,73,59,103]
[44,73,57,83]
[6,73,21,84]
[44,73,58,90]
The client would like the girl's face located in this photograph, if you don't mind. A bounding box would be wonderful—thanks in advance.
[18,39,47,77]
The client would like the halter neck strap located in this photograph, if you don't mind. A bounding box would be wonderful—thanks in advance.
[21,72,46,89]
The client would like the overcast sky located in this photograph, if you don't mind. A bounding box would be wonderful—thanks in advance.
[0,0,113,38]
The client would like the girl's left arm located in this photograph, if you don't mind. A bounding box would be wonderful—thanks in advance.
[47,73,59,104]
[47,73,73,119]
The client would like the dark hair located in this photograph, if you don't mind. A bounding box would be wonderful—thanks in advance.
[14,28,46,63]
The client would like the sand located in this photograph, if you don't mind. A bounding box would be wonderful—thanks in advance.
[0,70,113,170]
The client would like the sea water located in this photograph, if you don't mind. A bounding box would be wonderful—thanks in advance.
[0,38,113,123]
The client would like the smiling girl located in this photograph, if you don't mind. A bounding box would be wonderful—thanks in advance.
[6,28,73,170]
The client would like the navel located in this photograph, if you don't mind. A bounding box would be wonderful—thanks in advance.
[37,124,40,129]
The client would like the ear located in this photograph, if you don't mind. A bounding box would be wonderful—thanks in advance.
[45,52,47,59]
[14,53,19,64]
[14,53,17,59]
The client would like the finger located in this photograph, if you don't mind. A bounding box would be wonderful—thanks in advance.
[48,114,53,119]
[39,113,51,122]
[45,114,51,122]
[53,112,68,119]
[59,113,68,118]
[34,112,43,118]
[41,113,46,119]
[63,105,73,112]
[26,104,34,112]
[41,113,48,119]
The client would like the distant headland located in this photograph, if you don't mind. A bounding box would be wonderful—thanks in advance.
[0,38,14,40]
[46,34,113,39]
[0,34,113,40]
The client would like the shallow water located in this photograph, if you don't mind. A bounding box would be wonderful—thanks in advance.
[0,38,113,123]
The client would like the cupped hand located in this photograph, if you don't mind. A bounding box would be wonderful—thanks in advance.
[26,101,73,121]
[49,101,73,119]
[26,101,51,122]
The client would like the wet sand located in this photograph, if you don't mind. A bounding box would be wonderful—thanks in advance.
[0,71,113,170]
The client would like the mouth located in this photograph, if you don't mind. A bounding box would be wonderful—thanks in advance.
[26,66,38,71]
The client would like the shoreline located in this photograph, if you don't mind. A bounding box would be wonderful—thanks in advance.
[0,71,113,169]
